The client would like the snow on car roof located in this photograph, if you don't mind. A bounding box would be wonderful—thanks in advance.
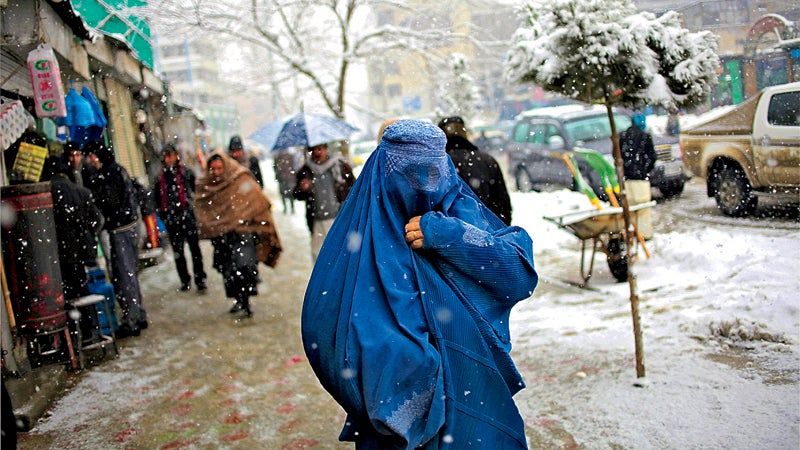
[516,104,608,120]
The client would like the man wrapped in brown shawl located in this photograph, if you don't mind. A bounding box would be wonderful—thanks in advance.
[194,151,282,315]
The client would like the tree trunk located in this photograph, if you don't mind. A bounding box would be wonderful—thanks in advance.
[605,102,645,378]
[336,62,349,158]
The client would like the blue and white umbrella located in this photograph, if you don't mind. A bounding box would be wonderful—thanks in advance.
[249,112,359,151]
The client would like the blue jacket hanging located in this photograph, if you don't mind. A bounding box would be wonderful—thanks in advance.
[56,86,106,146]
[81,86,107,142]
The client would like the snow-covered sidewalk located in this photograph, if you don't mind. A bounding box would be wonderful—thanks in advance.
[508,185,799,448]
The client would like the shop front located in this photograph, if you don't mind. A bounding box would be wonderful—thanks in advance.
[1,0,165,374]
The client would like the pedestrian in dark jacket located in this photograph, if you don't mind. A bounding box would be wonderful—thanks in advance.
[292,143,355,262]
[83,139,147,338]
[273,149,298,214]
[620,113,656,181]
[228,135,264,188]
[155,144,207,292]
[63,141,85,187]
[438,116,513,225]
[42,155,103,342]
[620,113,657,239]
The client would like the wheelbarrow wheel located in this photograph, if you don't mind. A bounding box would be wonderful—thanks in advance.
[606,237,629,282]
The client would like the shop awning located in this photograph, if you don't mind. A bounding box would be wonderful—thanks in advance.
[71,0,154,69]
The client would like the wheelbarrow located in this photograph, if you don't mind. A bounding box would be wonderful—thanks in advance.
[543,201,656,284]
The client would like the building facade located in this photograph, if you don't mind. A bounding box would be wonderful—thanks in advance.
[365,0,517,127]
[637,0,798,103]
[155,35,241,152]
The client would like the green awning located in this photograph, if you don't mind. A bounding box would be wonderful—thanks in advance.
[72,0,154,68]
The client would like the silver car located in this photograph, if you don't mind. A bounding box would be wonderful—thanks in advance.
[508,104,686,199]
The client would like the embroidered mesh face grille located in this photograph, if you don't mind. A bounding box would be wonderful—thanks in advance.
[386,151,451,192]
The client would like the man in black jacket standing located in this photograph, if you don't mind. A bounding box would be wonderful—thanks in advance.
[438,116,513,226]
[619,113,657,239]
[620,113,656,182]
[83,139,147,338]
[154,144,207,292]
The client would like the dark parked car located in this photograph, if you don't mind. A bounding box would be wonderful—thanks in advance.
[508,104,686,199]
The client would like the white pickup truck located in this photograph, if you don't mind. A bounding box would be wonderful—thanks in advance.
[680,82,800,216]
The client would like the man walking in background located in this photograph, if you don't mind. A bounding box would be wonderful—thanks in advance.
[273,149,298,214]
[155,144,207,293]
[293,143,355,262]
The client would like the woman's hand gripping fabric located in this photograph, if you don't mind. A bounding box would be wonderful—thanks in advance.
[405,215,424,250]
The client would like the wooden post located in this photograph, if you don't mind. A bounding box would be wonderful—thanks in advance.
[605,102,646,378]
[1,256,15,330]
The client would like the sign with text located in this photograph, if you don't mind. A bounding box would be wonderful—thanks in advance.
[27,44,67,118]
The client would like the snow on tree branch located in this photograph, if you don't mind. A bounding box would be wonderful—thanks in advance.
[434,53,481,118]
[504,0,720,110]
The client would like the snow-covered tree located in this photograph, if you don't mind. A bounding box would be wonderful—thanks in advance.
[504,0,720,378]
[145,0,456,120]
[505,0,719,112]
[434,53,482,119]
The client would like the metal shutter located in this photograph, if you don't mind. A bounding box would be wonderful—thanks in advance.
[103,77,145,180]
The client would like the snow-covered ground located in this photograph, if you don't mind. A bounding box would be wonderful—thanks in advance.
[507,186,799,448]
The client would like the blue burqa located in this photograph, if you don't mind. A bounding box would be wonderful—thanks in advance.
[302,120,538,449]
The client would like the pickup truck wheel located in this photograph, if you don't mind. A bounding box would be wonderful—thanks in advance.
[515,168,536,192]
[606,237,629,282]
[658,180,685,199]
[714,166,757,216]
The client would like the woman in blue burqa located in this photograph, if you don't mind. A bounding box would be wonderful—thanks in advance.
[302,119,538,449]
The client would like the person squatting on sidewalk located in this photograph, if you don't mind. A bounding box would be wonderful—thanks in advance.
[154,144,207,293]
[194,151,282,317]
[292,142,355,262]
[83,139,148,338]
[301,120,539,448]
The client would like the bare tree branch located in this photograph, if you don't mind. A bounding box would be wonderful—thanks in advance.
[144,0,473,120]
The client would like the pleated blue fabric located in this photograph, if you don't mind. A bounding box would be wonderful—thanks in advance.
[302,119,538,449]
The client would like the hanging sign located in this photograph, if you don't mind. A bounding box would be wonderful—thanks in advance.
[27,44,67,118]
